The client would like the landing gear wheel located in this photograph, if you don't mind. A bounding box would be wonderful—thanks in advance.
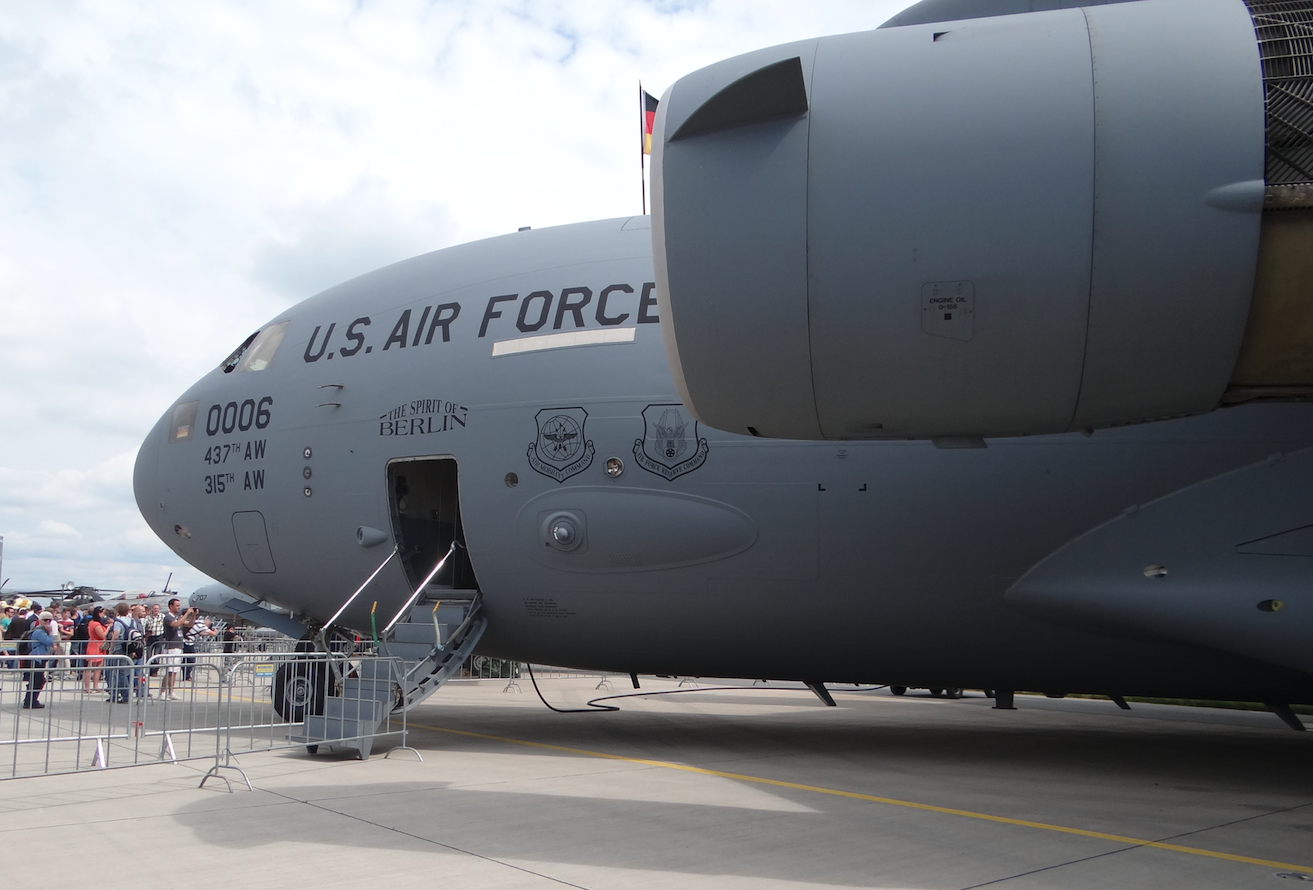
[928,688,944,697]
[274,661,328,722]
[944,687,964,699]
[890,685,908,696]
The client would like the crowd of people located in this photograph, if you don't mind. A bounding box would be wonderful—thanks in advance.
[1,599,245,708]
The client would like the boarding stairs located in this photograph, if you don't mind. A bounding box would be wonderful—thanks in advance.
[292,558,486,758]
[380,589,486,708]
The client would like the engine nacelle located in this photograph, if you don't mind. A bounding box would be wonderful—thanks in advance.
[652,0,1281,440]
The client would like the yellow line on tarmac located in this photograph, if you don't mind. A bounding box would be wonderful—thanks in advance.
[412,723,1313,876]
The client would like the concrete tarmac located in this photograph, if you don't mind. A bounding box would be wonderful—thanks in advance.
[1,677,1311,889]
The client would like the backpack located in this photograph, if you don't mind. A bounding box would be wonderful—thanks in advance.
[123,622,145,660]
[106,618,141,658]
[16,627,31,657]
[72,617,91,642]
[10,617,32,656]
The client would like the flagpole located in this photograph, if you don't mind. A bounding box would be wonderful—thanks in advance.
[640,80,647,216]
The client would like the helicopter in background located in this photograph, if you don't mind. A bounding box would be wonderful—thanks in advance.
[2,582,125,612]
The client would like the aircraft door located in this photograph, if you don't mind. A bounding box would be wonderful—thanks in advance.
[386,457,478,592]
[232,511,276,574]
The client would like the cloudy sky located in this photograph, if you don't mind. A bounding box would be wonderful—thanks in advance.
[0,0,905,597]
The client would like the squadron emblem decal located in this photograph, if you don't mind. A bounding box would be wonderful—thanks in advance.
[633,404,709,480]
[527,407,595,482]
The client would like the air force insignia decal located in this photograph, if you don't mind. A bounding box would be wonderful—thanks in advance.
[528,407,595,482]
[634,404,709,480]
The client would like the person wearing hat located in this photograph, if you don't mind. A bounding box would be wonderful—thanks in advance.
[8,606,30,639]
[22,611,56,709]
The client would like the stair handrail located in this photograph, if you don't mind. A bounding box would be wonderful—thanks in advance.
[382,541,458,635]
[403,589,483,684]
[441,590,482,651]
[317,546,399,650]
[401,611,487,707]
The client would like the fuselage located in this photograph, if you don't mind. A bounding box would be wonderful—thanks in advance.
[134,217,1313,703]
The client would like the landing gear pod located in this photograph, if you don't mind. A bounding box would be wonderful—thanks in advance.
[652,0,1306,440]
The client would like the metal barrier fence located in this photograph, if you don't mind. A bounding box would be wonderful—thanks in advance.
[464,659,611,681]
[470,656,521,679]
[521,663,611,680]
[0,651,412,788]
[488,662,619,693]
[149,637,300,658]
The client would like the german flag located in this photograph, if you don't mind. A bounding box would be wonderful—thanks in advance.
[642,90,659,155]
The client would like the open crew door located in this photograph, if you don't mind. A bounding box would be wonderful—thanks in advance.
[386,457,478,593]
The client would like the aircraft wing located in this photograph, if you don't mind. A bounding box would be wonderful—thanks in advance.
[214,599,307,639]
[190,583,306,639]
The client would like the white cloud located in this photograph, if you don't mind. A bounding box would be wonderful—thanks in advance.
[0,0,907,592]
[34,520,80,539]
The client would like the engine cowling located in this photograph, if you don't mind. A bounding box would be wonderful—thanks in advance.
[652,0,1312,440]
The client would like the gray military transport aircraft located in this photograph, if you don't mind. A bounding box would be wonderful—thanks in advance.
[133,0,1313,727]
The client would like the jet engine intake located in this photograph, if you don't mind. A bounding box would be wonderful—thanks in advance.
[652,0,1313,440]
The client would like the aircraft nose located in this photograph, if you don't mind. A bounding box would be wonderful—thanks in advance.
[133,410,169,536]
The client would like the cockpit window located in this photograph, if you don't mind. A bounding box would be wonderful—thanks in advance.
[234,322,289,372]
[220,332,258,373]
[168,400,199,443]
[219,322,289,373]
